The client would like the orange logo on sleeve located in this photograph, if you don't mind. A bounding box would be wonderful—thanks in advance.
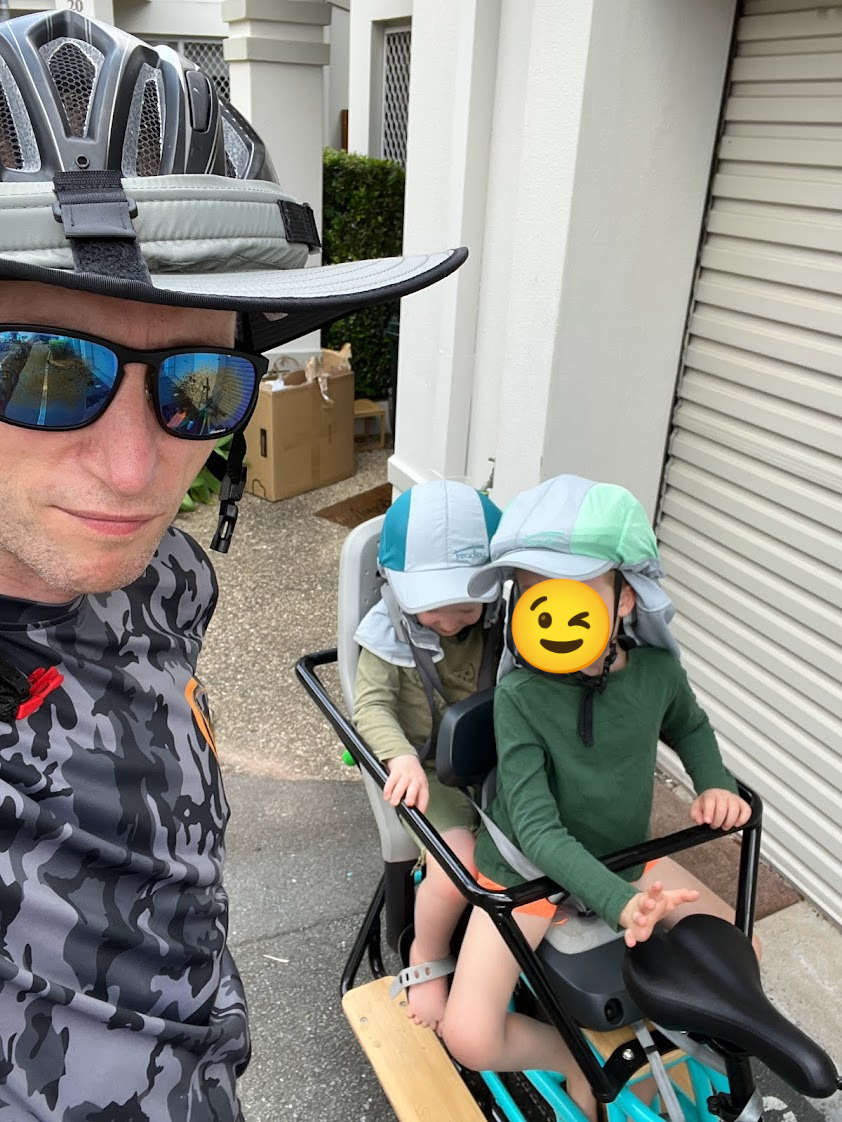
[185,677,218,759]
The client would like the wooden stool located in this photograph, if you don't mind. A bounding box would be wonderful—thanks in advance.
[354,398,386,449]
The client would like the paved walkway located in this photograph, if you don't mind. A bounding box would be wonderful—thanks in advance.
[183,452,841,1122]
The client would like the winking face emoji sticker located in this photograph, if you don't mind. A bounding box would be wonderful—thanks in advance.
[511,578,611,674]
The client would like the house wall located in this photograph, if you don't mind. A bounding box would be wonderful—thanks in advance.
[388,0,736,517]
[114,1,226,39]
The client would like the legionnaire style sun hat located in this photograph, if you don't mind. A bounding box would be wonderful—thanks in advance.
[0,12,466,551]
[355,481,504,756]
[469,475,681,659]
[379,480,503,614]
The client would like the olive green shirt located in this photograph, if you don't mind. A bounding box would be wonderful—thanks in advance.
[475,646,737,930]
[354,625,485,762]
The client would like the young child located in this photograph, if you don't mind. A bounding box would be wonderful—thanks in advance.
[440,475,754,1122]
[353,479,502,1032]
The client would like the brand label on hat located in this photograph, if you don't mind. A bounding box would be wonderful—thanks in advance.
[454,544,487,562]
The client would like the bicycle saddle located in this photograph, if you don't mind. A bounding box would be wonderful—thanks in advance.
[622,914,839,1098]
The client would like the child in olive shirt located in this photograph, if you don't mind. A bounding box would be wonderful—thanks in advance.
[353,480,502,1031]
[440,476,753,1122]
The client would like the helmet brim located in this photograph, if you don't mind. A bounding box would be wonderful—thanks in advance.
[0,247,467,350]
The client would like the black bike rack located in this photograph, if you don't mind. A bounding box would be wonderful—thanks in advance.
[296,647,765,1108]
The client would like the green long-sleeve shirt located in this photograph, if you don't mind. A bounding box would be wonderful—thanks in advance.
[354,625,485,762]
[475,646,737,930]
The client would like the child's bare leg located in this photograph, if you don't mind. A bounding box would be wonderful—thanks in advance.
[637,856,763,959]
[442,905,599,1122]
[407,827,475,1030]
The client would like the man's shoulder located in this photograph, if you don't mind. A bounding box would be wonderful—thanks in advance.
[115,526,219,643]
[145,525,216,590]
[154,525,215,576]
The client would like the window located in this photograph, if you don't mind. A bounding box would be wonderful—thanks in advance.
[152,39,229,102]
[381,26,411,166]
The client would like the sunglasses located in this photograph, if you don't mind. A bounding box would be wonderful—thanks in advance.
[0,325,269,439]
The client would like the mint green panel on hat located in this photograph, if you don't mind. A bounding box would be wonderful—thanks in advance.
[569,482,659,567]
[470,474,680,661]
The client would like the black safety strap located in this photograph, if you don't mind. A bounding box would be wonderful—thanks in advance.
[477,607,503,692]
[52,170,151,282]
[210,430,247,554]
[505,572,625,747]
[406,638,449,763]
[409,604,502,763]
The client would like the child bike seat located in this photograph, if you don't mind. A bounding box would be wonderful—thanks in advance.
[623,913,839,1099]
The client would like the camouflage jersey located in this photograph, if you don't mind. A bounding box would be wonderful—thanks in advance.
[0,527,249,1122]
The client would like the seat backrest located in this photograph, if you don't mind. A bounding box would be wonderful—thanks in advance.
[436,690,497,788]
[337,513,418,864]
[337,514,385,713]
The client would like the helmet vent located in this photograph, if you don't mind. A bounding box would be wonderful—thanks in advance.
[40,38,104,138]
[122,65,164,178]
[0,56,40,172]
[0,85,22,170]
[136,78,162,175]
[221,110,251,179]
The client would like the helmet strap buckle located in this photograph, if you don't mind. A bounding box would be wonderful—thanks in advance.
[210,431,248,554]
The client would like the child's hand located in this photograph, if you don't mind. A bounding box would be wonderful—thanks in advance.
[383,755,430,813]
[619,881,701,948]
[690,788,752,831]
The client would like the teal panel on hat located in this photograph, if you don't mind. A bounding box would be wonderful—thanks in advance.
[478,492,502,540]
[378,488,411,572]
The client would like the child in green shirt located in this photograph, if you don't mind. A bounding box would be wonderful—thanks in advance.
[440,475,754,1122]
[353,479,502,1032]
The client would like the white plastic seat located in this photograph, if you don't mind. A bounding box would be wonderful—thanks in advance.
[337,514,418,864]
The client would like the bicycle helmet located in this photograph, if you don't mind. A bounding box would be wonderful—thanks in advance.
[0,11,466,548]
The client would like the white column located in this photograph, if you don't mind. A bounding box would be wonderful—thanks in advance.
[393,0,594,495]
[388,0,502,491]
[223,0,330,359]
[472,0,594,505]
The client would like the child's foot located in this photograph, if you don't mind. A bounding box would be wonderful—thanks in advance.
[404,941,449,1031]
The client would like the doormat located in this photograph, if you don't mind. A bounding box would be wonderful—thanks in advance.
[651,779,801,921]
[314,482,392,529]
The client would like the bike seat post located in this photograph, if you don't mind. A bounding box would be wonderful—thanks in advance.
[708,1046,757,1121]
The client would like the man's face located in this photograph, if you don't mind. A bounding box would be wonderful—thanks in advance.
[0,281,237,603]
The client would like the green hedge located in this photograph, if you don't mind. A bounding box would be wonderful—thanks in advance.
[322,148,405,400]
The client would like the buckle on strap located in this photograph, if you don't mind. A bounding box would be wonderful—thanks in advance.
[52,170,139,240]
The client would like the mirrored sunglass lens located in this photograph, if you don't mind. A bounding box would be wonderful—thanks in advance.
[157,353,256,437]
[0,331,118,428]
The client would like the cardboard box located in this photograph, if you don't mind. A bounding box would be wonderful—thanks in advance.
[243,361,355,502]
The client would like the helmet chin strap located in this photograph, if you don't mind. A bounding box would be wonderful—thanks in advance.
[210,430,247,554]
[507,571,625,747]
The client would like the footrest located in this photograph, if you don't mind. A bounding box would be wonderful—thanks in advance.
[342,976,486,1122]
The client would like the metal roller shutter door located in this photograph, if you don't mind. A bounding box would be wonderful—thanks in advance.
[658,1,842,925]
